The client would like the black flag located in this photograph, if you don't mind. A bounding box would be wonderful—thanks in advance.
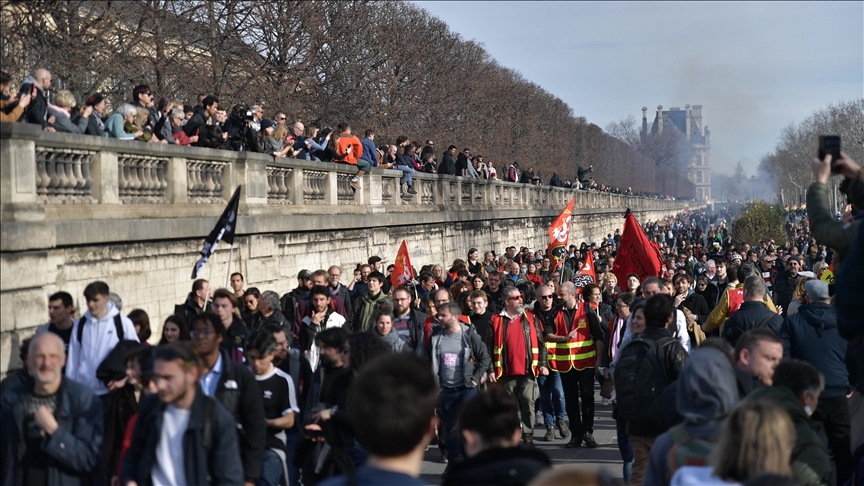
[192,185,241,279]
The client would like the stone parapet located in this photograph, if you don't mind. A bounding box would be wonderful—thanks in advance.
[2,123,692,251]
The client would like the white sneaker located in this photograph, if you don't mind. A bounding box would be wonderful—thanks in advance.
[602,398,611,406]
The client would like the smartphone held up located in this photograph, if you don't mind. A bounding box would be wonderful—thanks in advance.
[818,135,842,174]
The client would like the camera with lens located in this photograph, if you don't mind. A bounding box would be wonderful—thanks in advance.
[244,107,256,122]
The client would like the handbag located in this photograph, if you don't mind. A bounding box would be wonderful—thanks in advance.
[600,378,615,399]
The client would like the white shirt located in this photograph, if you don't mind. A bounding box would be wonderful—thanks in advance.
[151,404,191,486]
[671,466,740,485]
[65,301,139,396]
[302,312,346,370]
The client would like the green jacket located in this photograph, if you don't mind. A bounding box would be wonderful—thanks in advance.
[806,181,861,267]
[352,291,392,333]
[747,386,833,485]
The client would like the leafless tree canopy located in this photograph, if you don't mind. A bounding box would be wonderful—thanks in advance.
[757,98,864,205]
[1,0,697,197]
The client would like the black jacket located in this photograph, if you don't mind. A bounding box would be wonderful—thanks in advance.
[1,378,103,486]
[183,111,208,137]
[212,349,267,481]
[680,293,710,327]
[221,316,250,364]
[773,269,797,316]
[747,386,834,485]
[439,151,456,175]
[174,292,212,324]
[443,446,552,486]
[398,308,429,351]
[19,77,48,127]
[120,388,244,486]
[781,302,851,398]
[721,301,783,347]
[735,367,763,399]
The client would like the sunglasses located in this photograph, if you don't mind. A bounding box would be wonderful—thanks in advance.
[507,294,524,301]
[538,295,553,300]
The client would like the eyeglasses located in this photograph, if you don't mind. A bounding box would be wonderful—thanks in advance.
[538,295,553,300]
[190,328,214,339]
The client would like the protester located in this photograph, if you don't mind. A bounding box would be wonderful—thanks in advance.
[670,400,796,485]
[35,291,76,353]
[644,347,738,484]
[746,359,833,485]
[158,314,190,345]
[780,279,853,484]
[443,387,552,486]
[733,329,784,398]
[120,342,244,486]
[1,332,104,486]
[190,312,266,485]
[721,276,783,347]
[547,282,604,449]
[486,286,549,445]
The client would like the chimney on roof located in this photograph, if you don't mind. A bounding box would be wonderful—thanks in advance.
[657,105,663,135]
[641,106,648,139]
[692,105,703,133]
[685,104,691,140]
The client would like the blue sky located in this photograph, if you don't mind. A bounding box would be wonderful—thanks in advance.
[413,1,863,176]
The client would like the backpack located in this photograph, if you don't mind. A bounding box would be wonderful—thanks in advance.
[665,424,715,481]
[613,334,677,423]
[76,314,124,344]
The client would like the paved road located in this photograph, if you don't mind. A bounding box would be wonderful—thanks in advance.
[419,387,623,485]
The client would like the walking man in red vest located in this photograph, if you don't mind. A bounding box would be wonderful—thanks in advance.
[548,282,605,448]
[486,287,548,444]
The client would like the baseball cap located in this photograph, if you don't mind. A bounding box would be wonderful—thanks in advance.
[805,280,829,301]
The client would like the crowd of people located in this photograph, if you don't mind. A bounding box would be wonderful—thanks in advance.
[1,68,863,485]
[1,68,688,199]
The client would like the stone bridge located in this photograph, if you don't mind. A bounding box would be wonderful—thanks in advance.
[0,123,701,375]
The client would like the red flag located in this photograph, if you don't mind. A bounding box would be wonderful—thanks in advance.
[391,240,415,289]
[612,212,663,285]
[571,255,597,294]
[548,197,575,270]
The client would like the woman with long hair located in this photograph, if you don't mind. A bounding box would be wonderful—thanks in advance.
[158,314,190,344]
[671,400,796,485]
[526,262,544,288]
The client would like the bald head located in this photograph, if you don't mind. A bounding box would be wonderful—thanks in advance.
[433,288,451,307]
[33,68,52,90]
[560,281,576,295]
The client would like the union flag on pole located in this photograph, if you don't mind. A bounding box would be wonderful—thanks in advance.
[611,211,663,284]
[571,253,597,294]
[548,197,575,270]
[391,240,415,289]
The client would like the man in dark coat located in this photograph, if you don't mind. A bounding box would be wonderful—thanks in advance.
[18,68,51,127]
[439,145,457,175]
[722,276,784,347]
[780,279,853,484]
[1,333,103,486]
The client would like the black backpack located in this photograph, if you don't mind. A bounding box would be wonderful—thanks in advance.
[613,334,677,423]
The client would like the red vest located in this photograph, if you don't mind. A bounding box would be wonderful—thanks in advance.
[490,312,540,378]
[727,288,744,317]
[547,305,597,372]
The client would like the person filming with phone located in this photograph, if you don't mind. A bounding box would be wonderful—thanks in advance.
[808,138,863,266]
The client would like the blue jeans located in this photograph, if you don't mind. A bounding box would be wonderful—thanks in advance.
[395,164,414,186]
[258,449,283,486]
[616,415,634,483]
[284,429,300,486]
[538,371,565,426]
[441,385,477,462]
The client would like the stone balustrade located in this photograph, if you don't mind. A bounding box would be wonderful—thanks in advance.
[1,123,696,253]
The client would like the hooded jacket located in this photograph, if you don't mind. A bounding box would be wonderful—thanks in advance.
[644,347,738,485]
[781,302,850,398]
[65,301,139,396]
[747,386,833,485]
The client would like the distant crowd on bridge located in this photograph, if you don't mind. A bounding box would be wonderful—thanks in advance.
[1,68,689,199]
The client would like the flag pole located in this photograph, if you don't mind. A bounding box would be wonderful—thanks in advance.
[207,247,217,303]
[225,242,235,287]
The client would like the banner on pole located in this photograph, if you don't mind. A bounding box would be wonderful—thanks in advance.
[391,240,415,289]
[548,197,575,270]
[192,186,241,279]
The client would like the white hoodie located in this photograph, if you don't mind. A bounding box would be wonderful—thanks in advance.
[65,300,139,396]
